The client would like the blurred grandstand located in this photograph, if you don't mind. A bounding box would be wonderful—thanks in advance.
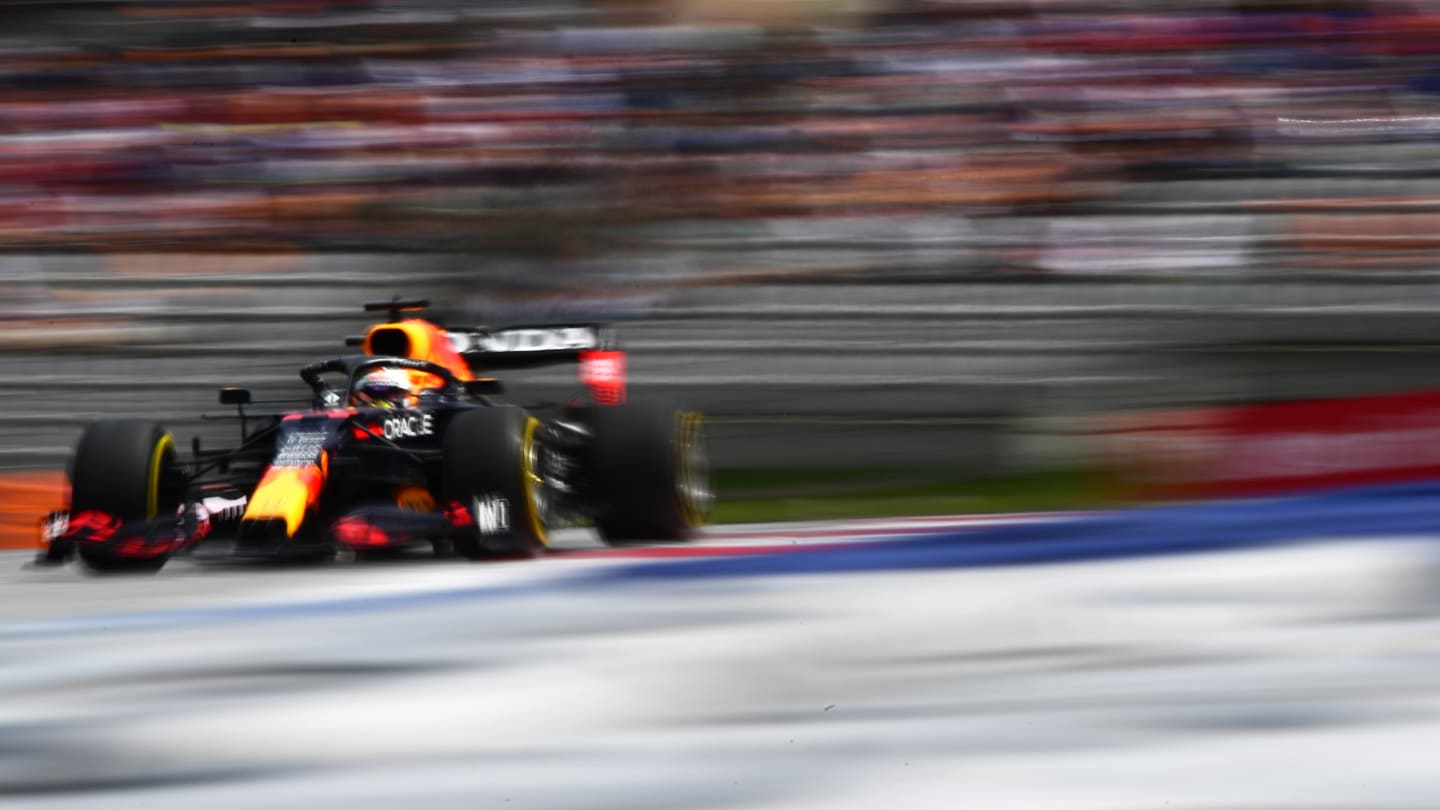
[6,0,1440,268]
[7,0,1440,480]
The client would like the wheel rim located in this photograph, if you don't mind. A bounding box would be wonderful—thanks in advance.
[679,413,714,526]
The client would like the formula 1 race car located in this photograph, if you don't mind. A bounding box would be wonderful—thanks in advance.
[37,299,712,572]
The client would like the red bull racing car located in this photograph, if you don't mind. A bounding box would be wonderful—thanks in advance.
[37,300,712,572]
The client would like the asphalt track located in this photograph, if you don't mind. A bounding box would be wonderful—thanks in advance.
[5,491,1440,809]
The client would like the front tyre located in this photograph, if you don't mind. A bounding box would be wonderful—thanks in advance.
[588,402,712,545]
[69,420,182,573]
[443,407,548,559]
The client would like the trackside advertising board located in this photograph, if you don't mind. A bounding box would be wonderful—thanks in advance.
[1101,389,1440,499]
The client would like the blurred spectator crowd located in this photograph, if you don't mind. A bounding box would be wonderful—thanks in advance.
[4,0,1440,277]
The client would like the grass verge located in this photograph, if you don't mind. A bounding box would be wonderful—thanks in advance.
[712,467,1124,524]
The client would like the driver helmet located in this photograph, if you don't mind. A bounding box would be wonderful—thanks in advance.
[353,368,416,410]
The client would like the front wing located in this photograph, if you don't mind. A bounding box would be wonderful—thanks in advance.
[37,494,521,564]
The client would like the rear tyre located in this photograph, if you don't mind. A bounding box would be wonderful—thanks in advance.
[588,402,712,545]
[443,407,548,559]
[69,420,182,574]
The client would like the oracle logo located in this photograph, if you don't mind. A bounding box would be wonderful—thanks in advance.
[383,413,434,440]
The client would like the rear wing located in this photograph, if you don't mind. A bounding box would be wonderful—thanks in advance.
[355,300,626,403]
[446,324,616,370]
[451,324,626,404]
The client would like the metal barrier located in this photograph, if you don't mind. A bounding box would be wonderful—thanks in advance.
[6,254,1440,471]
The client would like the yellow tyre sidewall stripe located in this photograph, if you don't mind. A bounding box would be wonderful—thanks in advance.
[520,417,548,546]
[147,433,174,520]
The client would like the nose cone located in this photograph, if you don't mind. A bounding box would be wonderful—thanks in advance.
[242,465,324,538]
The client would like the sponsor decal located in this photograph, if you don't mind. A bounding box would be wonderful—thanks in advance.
[449,326,602,354]
[472,495,510,535]
[382,412,434,440]
[274,431,327,467]
[320,389,343,407]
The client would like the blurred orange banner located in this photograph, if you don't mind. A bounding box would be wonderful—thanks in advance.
[0,471,65,550]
